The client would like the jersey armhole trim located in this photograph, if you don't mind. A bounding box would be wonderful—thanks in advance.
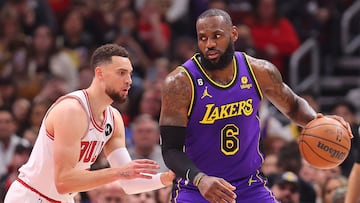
[243,53,263,100]
[178,66,195,117]
[44,95,89,140]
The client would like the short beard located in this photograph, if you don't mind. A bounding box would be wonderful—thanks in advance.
[106,88,126,103]
[198,43,234,71]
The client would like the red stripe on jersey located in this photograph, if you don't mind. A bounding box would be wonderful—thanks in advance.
[16,178,61,203]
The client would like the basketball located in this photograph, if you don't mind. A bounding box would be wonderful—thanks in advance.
[299,116,351,169]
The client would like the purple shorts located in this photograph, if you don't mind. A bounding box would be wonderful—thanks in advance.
[171,171,278,203]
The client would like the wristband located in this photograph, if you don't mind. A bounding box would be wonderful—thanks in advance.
[193,172,206,187]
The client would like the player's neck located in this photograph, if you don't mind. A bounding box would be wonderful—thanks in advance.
[85,85,112,119]
[204,62,235,85]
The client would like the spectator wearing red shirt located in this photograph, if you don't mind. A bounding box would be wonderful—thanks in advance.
[245,0,300,82]
[137,0,171,58]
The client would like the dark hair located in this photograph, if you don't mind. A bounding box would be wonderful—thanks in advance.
[0,105,15,119]
[252,0,281,23]
[197,8,233,26]
[330,100,357,114]
[90,44,129,70]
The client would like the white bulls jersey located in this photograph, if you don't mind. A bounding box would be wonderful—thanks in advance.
[17,90,115,202]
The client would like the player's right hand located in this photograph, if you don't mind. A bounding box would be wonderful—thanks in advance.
[116,159,160,180]
[160,170,176,186]
[197,175,237,203]
[316,113,354,138]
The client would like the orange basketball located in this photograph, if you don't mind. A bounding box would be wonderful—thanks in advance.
[299,116,351,169]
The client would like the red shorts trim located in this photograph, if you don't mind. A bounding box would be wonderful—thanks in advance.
[16,178,61,203]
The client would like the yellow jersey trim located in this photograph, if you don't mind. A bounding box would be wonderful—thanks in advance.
[193,54,237,89]
[256,115,265,163]
[243,53,263,99]
[178,66,195,116]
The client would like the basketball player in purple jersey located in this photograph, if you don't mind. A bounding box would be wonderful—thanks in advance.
[345,127,360,203]
[159,9,353,203]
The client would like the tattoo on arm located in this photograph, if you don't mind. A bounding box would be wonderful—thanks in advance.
[160,69,191,126]
[263,60,305,121]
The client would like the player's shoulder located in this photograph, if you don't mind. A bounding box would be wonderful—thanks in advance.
[50,97,87,116]
[245,54,281,76]
[164,66,191,87]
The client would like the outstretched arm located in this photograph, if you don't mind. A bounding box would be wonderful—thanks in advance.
[50,99,160,194]
[159,67,198,180]
[248,55,316,126]
[103,108,174,194]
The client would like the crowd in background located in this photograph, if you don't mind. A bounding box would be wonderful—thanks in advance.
[0,0,359,202]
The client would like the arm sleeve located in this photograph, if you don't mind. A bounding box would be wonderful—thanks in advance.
[160,126,202,183]
[106,148,165,194]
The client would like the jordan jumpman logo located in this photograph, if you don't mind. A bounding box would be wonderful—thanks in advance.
[201,86,212,99]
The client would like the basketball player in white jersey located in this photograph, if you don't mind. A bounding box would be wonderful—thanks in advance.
[4,44,175,203]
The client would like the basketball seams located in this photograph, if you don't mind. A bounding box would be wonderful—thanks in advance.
[299,139,340,166]
[300,133,350,150]
[303,123,347,130]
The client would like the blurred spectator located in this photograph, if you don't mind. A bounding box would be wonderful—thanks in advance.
[321,176,348,203]
[298,159,320,198]
[33,75,67,104]
[0,77,18,108]
[261,153,280,176]
[332,186,347,203]
[48,0,73,27]
[0,106,30,177]
[0,8,27,74]
[126,190,157,203]
[144,57,173,89]
[60,8,94,70]
[346,87,360,115]
[94,181,127,203]
[244,0,300,82]
[137,0,171,57]
[28,25,78,92]
[234,24,256,56]
[276,141,317,203]
[107,8,151,80]
[208,0,229,11]
[156,185,172,203]
[269,171,300,203]
[71,0,108,47]
[77,67,93,90]
[170,36,196,63]
[2,24,78,100]
[1,0,57,35]
[330,100,360,177]
[259,100,291,141]
[262,135,289,155]
[11,97,31,135]
[128,114,168,172]
[22,100,50,145]
[138,87,162,121]
[164,0,192,40]
[0,142,32,200]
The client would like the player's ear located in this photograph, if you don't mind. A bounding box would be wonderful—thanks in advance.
[95,66,104,79]
[231,25,238,42]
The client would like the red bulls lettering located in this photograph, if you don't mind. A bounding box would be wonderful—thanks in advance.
[79,141,104,163]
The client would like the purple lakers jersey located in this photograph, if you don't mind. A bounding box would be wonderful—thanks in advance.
[181,52,263,182]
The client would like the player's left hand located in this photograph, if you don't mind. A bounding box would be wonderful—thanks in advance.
[316,113,354,138]
[197,175,236,203]
[160,170,176,186]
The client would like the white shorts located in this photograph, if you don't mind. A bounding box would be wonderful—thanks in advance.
[4,179,74,203]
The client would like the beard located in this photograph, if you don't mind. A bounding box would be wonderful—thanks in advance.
[105,88,127,103]
[198,42,235,71]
